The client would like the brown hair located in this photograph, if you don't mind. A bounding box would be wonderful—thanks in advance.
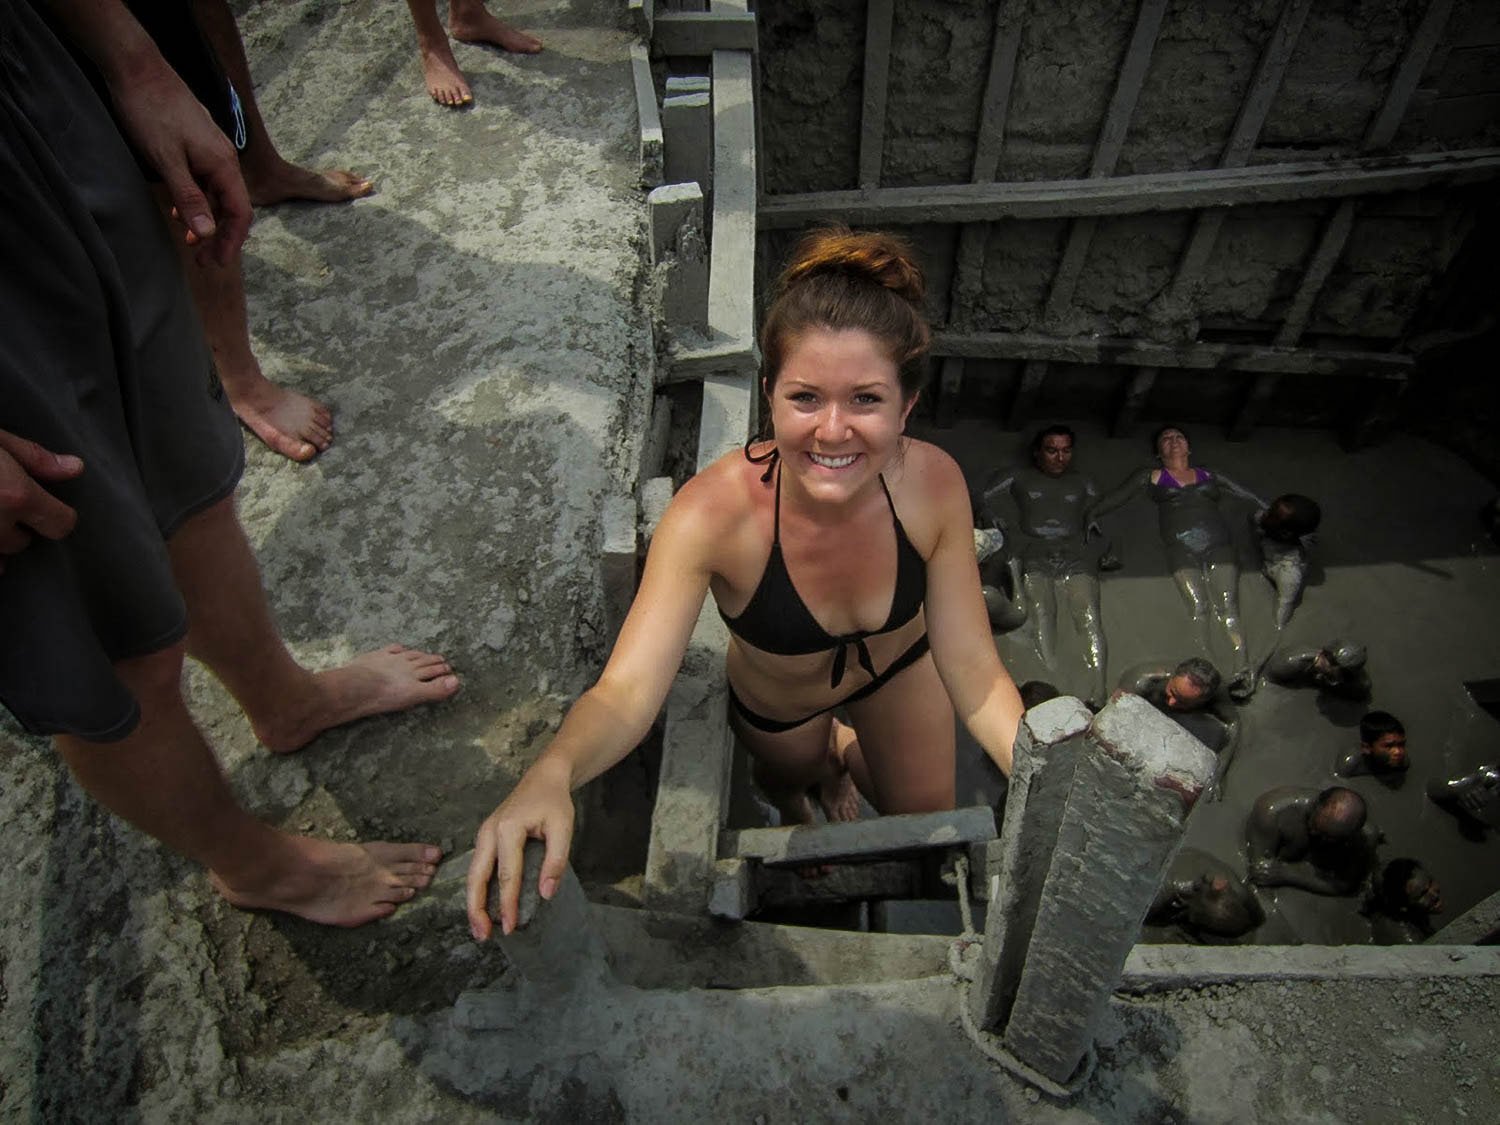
[760,226,931,402]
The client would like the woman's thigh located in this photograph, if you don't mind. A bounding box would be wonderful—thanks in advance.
[845,652,955,814]
[729,706,835,790]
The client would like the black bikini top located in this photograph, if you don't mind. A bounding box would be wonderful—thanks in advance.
[721,462,927,688]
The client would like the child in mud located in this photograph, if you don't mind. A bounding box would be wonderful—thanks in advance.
[1335,711,1409,778]
[468,228,1025,939]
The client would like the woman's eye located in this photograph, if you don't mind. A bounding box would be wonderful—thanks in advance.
[789,391,816,404]
[854,393,883,406]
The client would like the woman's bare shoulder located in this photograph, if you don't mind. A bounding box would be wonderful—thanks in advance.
[660,446,767,543]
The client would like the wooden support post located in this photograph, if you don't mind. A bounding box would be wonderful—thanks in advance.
[1007,360,1048,430]
[663,90,712,203]
[652,10,758,55]
[648,182,709,337]
[968,694,1215,1094]
[1112,365,1158,437]
[722,806,996,867]
[858,0,895,190]
[934,355,964,429]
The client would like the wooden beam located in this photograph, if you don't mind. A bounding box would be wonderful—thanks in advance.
[722,806,996,866]
[971,0,1027,183]
[1235,0,1451,437]
[1088,0,1169,179]
[858,0,895,189]
[758,148,1500,228]
[1112,365,1158,436]
[630,44,663,187]
[708,19,756,350]
[931,329,1414,378]
[652,10,757,56]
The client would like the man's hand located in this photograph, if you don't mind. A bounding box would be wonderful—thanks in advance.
[0,430,83,575]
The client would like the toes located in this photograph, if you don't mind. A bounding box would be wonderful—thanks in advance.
[383,643,407,655]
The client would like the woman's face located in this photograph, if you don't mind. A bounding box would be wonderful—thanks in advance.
[767,326,914,503]
[1157,428,1189,460]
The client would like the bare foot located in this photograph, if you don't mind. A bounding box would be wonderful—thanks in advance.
[449,5,543,54]
[246,157,374,207]
[420,40,474,107]
[212,838,442,927]
[257,644,461,753]
[227,371,334,462]
[817,719,864,823]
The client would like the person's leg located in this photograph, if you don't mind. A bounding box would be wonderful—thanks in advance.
[844,652,956,814]
[405,0,474,106]
[1022,567,1058,667]
[1170,561,1218,656]
[188,0,373,205]
[158,201,335,463]
[53,642,441,926]
[730,706,840,828]
[1207,560,1251,686]
[448,0,543,55]
[166,494,460,753]
[1061,572,1108,707]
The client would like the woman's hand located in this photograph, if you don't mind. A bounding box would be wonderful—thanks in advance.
[466,756,575,941]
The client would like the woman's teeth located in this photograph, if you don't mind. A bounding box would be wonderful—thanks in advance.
[810,452,857,468]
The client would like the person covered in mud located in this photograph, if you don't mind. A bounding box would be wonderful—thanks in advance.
[1255,493,1320,632]
[1147,847,1265,941]
[1363,858,1443,943]
[1265,639,1371,701]
[1335,711,1409,778]
[1088,425,1266,698]
[467,227,1026,939]
[976,424,1109,705]
[1428,764,1500,829]
[1245,786,1380,897]
[1118,657,1240,798]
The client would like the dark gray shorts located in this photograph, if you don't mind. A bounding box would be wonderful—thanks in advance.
[0,2,244,741]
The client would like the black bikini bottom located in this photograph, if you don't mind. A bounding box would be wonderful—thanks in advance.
[727,634,931,735]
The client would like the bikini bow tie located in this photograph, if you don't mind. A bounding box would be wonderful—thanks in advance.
[829,634,877,689]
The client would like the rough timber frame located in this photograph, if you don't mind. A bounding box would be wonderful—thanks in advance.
[757,0,1489,443]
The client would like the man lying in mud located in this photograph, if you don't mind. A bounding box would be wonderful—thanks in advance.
[1118,657,1240,799]
[1245,786,1380,897]
[1255,493,1320,632]
[1265,639,1371,701]
[1,0,456,927]
[977,424,1108,705]
[1335,711,1409,779]
[1146,847,1264,942]
[468,228,1025,939]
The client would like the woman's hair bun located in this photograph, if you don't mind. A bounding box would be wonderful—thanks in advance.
[779,225,924,308]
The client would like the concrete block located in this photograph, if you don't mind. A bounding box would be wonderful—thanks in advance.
[665,76,710,97]
[639,395,672,482]
[647,182,704,262]
[1428,888,1500,945]
[706,36,756,350]
[695,372,754,469]
[723,806,996,867]
[653,10,758,55]
[663,91,712,200]
[629,44,663,187]
[487,840,609,992]
[647,183,708,335]
[871,899,988,936]
[968,696,1093,1036]
[756,859,920,908]
[600,492,637,642]
[639,475,674,544]
[999,694,1215,1087]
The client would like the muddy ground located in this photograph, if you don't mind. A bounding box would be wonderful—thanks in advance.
[1,1,1497,1120]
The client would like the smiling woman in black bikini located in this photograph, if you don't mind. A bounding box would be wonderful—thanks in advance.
[467,228,1025,940]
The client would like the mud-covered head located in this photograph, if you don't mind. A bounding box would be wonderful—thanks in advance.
[1359,710,1408,772]
[761,225,931,406]
[1031,424,1075,476]
[1262,493,1322,542]
[1378,858,1443,917]
[1310,786,1367,841]
[1183,870,1265,937]
[1165,656,1220,711]
[1319,639,1367,672]
[1151,424,1190,461]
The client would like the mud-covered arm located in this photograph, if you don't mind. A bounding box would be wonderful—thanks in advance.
[1214,470,1269,509]
[927,456,1024,776]
[1253,862,1360,896]
[974,470,1017,531]
[1204,705,1241,802]
[1085,467,1150,524]
[1264,648,1316,683]
[468,481,717,939]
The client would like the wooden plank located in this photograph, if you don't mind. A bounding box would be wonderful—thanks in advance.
[630,44,664,187]
[663,91,712,199]
[934,355,964,429]
[652,10,758,56]
[757,860,923,908]
[970,0,1027,183]
[643,606,736,912]
[1366,0,1454,149]
[1088,0,1169,178]
[1274,199,1357,348]
[722,806,997,866]
[859,0,896,189]
[1043,216,1097,328]
[931,329,1414,378]
[758,147,1500,227]
[1112,365,1158,436]
[708,26,756,349]
[1008,360,1048,429]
